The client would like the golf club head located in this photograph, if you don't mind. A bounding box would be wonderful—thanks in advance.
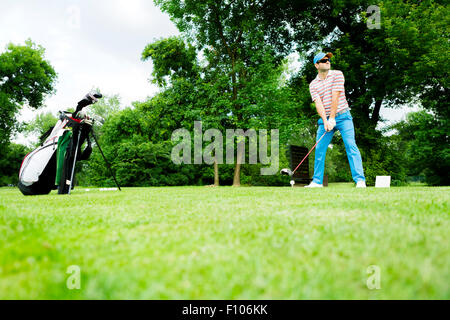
[74,91,102,116]
[86,92,99,103]
[91,115,105,124]
[280,168,293,176]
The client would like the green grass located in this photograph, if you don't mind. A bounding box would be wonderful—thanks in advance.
[0,184,449,299]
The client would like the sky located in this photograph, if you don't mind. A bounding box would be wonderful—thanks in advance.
[1,0,180,144]
[1,0,417,145]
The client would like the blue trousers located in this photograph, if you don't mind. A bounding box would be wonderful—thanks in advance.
[312,110,365,184]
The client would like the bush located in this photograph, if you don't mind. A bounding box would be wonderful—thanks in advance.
[78,136,206,187]
[391,110,449,186]
[0,143,30,186]
[360,140,408,187]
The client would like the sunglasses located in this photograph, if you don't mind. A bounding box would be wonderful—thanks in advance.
[318,58,330,63]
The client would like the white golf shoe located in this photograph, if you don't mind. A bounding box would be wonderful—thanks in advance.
[356,180,367,188]
[305,181,323,188]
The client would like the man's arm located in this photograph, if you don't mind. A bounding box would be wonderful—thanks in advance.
[314,98,331,132]
[329,91,341,119]
[330,71,345,121]
[310,83,331,131]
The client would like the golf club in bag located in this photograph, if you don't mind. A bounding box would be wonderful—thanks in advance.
[18,92,121,195]
[280,131,327,186]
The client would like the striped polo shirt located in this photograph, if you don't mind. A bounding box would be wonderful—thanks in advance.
[309,70,349,116]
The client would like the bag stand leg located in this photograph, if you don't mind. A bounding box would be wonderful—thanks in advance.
[91,128,121,191]
[68,129,82,195]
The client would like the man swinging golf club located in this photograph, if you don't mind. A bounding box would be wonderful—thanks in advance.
[304,52,366,188]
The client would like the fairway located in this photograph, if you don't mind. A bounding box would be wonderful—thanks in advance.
[0,184,449,299]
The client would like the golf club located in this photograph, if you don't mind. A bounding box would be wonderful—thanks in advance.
[68,128,82,195]
[280,131,328,185]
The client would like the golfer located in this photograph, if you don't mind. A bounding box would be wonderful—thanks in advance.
[306,52,366,188]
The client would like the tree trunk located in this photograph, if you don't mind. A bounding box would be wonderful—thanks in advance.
[212,7,242,187]
[371,99,383,127]
[214,157,219,186]
[232,163,241,187]
[232,141,244,187]
[230,49,242,187]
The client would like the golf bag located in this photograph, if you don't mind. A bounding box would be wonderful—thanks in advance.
[18,93,100,195]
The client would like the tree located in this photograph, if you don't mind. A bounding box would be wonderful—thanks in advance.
[261,0,448,145]
[88,93,121,121]
[0,40,56,187]
[0,39,57,147]
[153,0,294,186]
[23,112,58,146]
[85,92,122,137]
[380,0,449,120]
[141,37,203,140]
[255,0,448,185]
[142,37,198,87]
[142,37,227,185]
[391,110,449,186]
[77,103,208,187]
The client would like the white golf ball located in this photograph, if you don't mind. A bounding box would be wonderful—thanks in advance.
[290,180,295,186]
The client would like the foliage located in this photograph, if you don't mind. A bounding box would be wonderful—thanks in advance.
[153,0,298,185]
[0,39,57,145]
[269,0,448,151]
[88,93,121,122]
[77,106,209,187]
[0,143,30,186]
[23,112,58,146]
[139,26,305,186]
[142,37,198,87]
[380,0,449,120]
[80,135,200,187]
[78,103,291,187]
[88,95,121,140]
[390,110,449,186]
[261,0,448,185]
